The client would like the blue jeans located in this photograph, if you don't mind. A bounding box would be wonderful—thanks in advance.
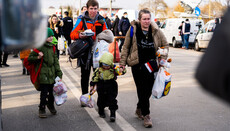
[183,34,190,49]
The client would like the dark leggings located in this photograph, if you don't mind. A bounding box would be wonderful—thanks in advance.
[131,64,155,116]
[97,80,118,111]
[39,84,54,109]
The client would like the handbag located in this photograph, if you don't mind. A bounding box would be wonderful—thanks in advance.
[68,17,92,59]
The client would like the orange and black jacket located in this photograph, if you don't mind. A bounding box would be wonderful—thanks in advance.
[70,12,108,40]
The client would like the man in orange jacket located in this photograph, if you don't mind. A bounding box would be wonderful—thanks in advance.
[70,0,108,99]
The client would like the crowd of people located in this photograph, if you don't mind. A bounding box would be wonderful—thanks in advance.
[5,0,170,128]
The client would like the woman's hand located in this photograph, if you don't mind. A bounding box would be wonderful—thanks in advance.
[119,65,126,72]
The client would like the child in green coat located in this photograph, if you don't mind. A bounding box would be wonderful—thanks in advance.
[28,28,63,118]
[90,52,126,122]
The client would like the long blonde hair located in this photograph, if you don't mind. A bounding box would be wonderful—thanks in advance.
[49,14,63,30]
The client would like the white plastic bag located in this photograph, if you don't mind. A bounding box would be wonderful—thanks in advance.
[53,77,67,106]
[80,93,94,108]
[152,67,172,99]
[58,35,66,51]
[93,40,109,68]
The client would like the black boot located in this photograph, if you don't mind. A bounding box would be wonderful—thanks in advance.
[38,105,47,118]
[22,69,26,75]
[47,104,57,115]
[98,108,105,118]
[110,110,116,122]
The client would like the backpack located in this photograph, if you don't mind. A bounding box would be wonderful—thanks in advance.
[24,46,55,91]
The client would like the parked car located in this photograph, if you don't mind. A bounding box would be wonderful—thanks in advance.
[160,18,204,48]
[194,20,216,51]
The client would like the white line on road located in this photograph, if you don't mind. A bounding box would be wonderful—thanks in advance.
[63,71,113,131]
[63,67,136,131]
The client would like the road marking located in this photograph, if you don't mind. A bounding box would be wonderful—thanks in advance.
[62,71,113,131]
[63,67,136,131]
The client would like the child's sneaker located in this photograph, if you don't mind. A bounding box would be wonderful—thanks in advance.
[143,115,152,128]
[110,110,116,122]
[47,104,57,115]
[98,108,105,118]
[39,109,47,118]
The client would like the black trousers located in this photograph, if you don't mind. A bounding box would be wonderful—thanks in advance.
[0,51,8,64]
[97,80,118,111]
[80,57,95,95]
[39,84,54,109]
[131,64,155,116]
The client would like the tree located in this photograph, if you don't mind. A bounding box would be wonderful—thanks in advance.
[138,0,169,18]
[174,2,184,12]
[200,1,227,17]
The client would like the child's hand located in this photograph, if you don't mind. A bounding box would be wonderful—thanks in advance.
[79,32,88,39]
[37,52,44,59]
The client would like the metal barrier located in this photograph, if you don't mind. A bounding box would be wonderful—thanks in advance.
[112,36,125,63]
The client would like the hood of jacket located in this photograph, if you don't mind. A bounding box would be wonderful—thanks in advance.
[99,52,114,67]
[82,11,100,24]
[96,29,114,43]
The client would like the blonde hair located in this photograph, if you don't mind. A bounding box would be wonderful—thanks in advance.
[49,14,63,30]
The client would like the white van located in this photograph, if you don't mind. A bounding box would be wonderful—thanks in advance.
[160,18,204,47]
[194,20,216,51]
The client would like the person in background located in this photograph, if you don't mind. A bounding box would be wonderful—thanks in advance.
[182,19,190,50]
[48,14,64,59]
[28,28,63,118]
[118,12,130,52]
[178,21,184,47]
[103,12,112,29]
[119,8,169,128]
[0,50,9,67]
[111,15,120,36]
[81,6,87,15]
[70,0,107,100]
[20,49,31,75]
[62,11,73,46]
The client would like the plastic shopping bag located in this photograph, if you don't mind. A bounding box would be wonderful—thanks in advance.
[93,40,109,68]
[80,93,94,108]
[58,35,66,51]
[53,77,67,106]
[152,67,172,99]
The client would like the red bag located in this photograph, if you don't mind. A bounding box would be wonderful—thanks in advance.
[24,46,55,91]
[109,41,120,62]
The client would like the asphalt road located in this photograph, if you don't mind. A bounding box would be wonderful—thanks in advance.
[0,47,229,131]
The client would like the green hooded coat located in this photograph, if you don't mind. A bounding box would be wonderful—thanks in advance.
[28,42,62,84]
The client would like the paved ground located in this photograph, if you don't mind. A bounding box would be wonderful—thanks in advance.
[0,47,230,131]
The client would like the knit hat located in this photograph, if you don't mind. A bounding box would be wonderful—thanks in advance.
[47,27,54,38]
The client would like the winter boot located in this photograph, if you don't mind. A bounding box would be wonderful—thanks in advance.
[110,110,116,122]
[143,115,152,128]
[39,109,47,118]
[98,108,105,118]
[135,108,144,120]
[39,105,47,118]
[22,69,26,75]
[47,104,57,115]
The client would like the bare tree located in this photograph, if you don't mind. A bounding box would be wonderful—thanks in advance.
[138,0,169,18]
